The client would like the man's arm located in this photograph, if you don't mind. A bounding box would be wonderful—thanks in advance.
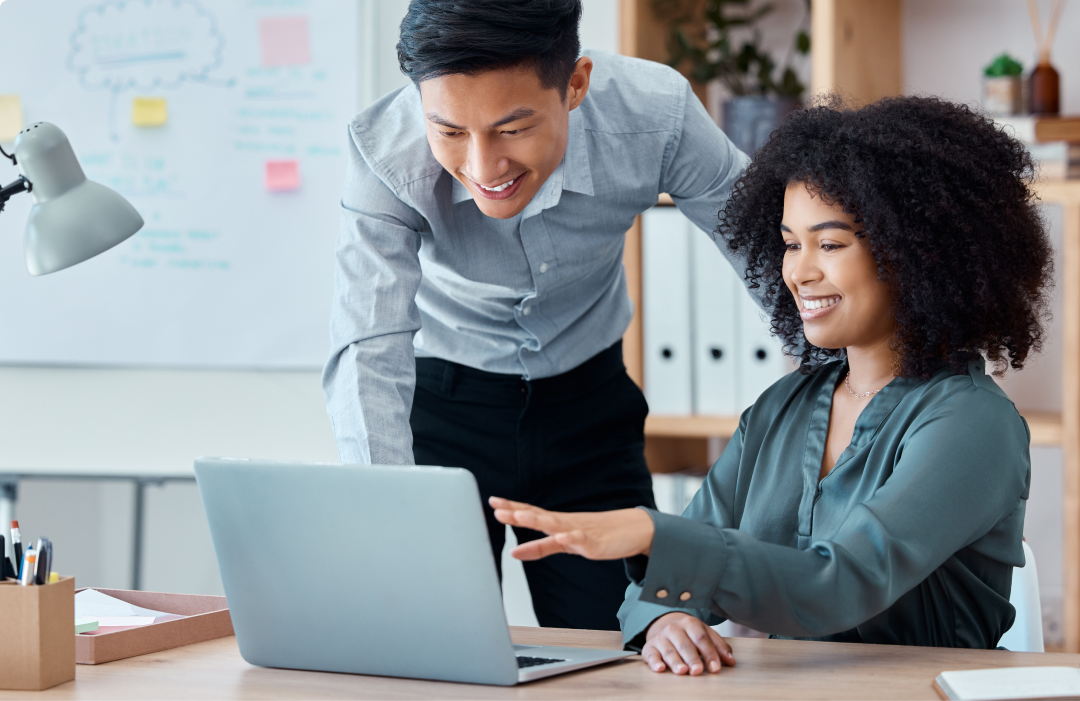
[659,82,755,294]
[322,126,425,465]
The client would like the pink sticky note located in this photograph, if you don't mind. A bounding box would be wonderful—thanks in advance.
[259,16,311,67]
[265,160,301,192]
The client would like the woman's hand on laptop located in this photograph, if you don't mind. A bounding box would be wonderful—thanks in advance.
[642,613,735,675]
[489,497,654,560]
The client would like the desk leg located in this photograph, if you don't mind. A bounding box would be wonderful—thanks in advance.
[1063,202,1080,653]
[132,479,146,591]
[0,480,15,564]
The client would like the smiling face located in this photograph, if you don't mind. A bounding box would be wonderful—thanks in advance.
[781,183,895,351]
[418,58,592,219]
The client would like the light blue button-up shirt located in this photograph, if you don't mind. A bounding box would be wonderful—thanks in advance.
[323,50,750,465]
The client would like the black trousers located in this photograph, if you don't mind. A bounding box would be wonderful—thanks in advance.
[410,341,656,631]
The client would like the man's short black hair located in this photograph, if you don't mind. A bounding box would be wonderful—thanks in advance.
[397,0,582,92]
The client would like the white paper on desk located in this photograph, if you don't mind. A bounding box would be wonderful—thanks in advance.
[89,616,157,627]
[75,589,171,619]
[936,666,1080,700]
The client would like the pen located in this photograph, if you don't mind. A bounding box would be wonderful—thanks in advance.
[34,538,43,584]
[35,538,50,585]
[19,547,35,586]
[10,521,21,576]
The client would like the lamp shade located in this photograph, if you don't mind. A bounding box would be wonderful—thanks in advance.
[13,123,143,275]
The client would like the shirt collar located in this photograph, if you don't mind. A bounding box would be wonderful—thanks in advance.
[829,360,923,467]
[451,175,472,204]
[561,107,594,197]
[450,107,594,208]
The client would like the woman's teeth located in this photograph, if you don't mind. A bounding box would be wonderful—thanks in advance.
[481,178,516,192]
[802,296,840,310]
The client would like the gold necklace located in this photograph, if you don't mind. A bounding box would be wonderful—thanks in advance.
[845,373,883,399]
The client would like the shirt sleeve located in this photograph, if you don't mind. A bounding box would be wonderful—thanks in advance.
[617,416,747,649]
[658,82,752,285]
[621,387,1029,644]
[321,125,425,465]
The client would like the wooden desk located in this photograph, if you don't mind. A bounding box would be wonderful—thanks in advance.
[3,627,1077,700]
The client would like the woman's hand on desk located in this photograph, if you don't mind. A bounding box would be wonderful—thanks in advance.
[488,497,654,560]
[643,613,735,675]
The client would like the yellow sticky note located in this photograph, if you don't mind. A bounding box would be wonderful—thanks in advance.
[132,97,168,127]
[0,94,24,143]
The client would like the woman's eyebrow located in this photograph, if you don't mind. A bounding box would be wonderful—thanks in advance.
[808,220,853,232]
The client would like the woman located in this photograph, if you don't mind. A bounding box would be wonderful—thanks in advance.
[490,96,1054,674]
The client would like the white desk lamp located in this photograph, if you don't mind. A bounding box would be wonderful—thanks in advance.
[0,123,143,275]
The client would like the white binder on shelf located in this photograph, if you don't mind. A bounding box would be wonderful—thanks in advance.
[642,207,693,415]
[736,287,790,411]
[690,230,739,415]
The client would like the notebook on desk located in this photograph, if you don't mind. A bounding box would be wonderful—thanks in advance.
[194,458,634,686]
[934,666,1080,700]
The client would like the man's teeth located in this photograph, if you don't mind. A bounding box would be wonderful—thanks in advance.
[802,296,840,310]
[481,178,516,192]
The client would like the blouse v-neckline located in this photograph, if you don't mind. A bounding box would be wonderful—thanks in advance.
[804,361,919,487]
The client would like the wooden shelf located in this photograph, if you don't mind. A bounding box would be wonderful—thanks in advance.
[645,414,739,439]
[648,410,1063,446]
[1022,410,1065,446]
[1035,179,1080,204]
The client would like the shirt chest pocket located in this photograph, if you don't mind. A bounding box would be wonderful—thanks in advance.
[523,209,632,285]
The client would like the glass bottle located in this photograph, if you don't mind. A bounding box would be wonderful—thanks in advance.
[1030,59,1060,115]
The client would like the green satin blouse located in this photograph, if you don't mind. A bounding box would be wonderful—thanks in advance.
[619,358,1030,650]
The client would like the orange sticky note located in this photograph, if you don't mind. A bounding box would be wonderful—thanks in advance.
[265,160,300,191]
[259,16,311,66]
[131,97,168,127]
[0,94,24,142]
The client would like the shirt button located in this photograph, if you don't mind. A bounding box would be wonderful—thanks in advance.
[539,262,549,273]
[679,591,692,601]
[522,306,531,316]
[656,589,668,599]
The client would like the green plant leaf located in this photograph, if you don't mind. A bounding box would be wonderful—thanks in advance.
[983,53,1023,77]
[659,0,809,98]
[796,31,810,54]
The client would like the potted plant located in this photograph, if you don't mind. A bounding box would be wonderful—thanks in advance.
[655,0,810,155]
[983,53,1024,116]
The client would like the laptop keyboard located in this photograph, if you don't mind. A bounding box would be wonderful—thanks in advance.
[516,655,567,668]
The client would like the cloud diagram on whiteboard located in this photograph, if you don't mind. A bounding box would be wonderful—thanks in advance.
[67,0,234,140]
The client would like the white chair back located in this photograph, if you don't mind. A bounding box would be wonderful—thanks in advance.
[998,541,1044,652]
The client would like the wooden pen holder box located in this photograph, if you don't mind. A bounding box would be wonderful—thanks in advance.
[0,576,76,691]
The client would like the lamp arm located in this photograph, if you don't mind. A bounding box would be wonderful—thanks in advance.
[0,176,32,214]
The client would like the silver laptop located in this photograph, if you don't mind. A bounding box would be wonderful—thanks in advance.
[194,457,634,685]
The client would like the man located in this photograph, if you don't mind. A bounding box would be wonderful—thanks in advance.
[323,0,748,631]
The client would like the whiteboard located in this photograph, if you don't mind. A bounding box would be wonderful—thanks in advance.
[0,0,359,368]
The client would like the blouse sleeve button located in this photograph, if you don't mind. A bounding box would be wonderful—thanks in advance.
[679,591,692,601]
[656,589,669,599]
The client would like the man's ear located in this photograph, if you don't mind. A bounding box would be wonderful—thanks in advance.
[566,56,593,110]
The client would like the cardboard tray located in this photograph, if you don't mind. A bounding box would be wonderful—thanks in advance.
[74,588,233,664]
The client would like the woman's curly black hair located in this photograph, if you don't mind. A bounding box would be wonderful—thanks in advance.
[718,95,1054,379]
